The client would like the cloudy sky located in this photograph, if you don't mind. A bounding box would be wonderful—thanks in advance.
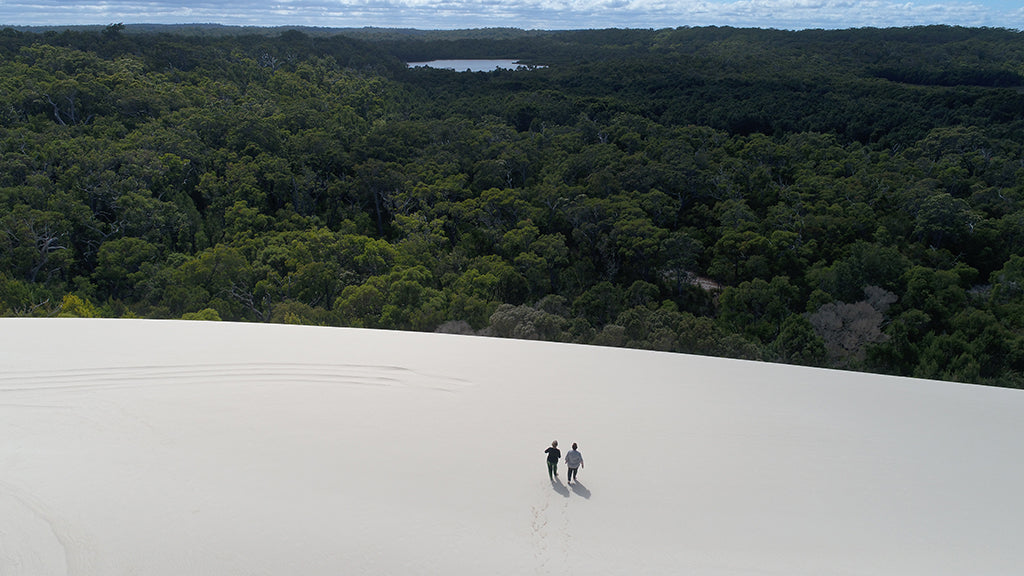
[1,0,1021,30]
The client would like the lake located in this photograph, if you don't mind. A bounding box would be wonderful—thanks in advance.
[406,59,538,72]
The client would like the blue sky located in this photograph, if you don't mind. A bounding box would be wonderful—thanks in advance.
[1,0,1022,30]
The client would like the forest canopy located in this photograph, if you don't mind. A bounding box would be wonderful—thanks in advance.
[2,24,1023,387]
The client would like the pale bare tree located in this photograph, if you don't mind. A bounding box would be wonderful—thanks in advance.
[809,286,896,364]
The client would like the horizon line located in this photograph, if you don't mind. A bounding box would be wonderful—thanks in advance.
[5,22,1024,33]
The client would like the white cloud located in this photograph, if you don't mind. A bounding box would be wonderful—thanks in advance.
[0,0,1019,29]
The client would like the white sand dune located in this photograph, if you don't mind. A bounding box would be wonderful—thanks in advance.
[2,318,1023,575]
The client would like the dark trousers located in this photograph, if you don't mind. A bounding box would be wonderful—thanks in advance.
[568,467,579,482]
[547,460,558,479]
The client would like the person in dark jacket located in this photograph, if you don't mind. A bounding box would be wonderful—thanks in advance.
[544,440,560,480]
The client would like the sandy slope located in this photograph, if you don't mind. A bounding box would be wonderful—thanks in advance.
[1,318,1022,575]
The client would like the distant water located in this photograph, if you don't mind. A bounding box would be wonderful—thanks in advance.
[406,59,532,72]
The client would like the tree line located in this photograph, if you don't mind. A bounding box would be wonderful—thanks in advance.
[1,24,1023,387]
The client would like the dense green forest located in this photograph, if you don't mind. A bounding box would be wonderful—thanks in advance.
[2,24,1023,387]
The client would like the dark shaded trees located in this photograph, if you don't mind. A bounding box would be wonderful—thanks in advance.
[2,25,1023,386]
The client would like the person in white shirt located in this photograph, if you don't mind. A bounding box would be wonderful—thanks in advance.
[565,443,584,484]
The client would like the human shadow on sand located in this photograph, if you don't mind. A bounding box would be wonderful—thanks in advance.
[569,481,591,499]
[550,478,570,497]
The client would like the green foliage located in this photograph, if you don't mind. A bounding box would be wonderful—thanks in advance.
[771,314,827,366]
[57,294,100,317]
[1,25,1023,387]
[719,277,799,343]
[182,308,223,321]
